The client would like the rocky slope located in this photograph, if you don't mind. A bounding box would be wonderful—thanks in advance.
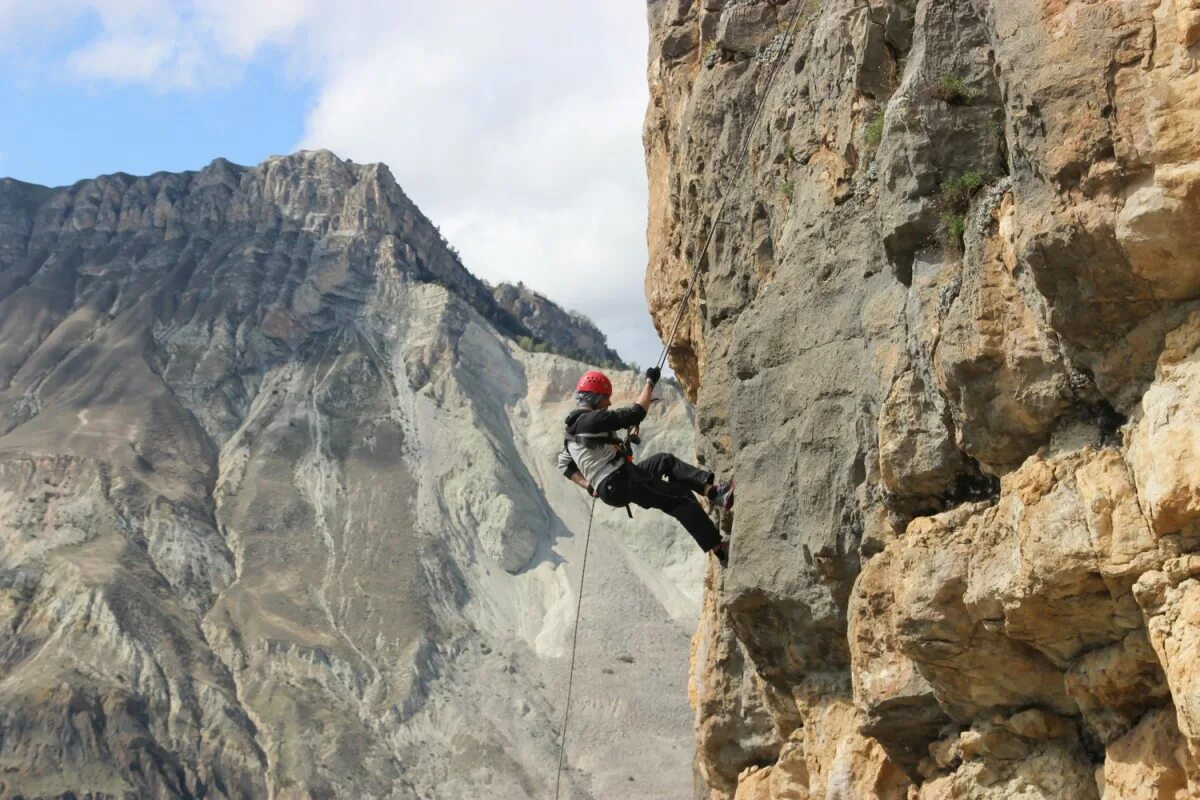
[491,281,627,367]
[0,151,707,799]
[644,1,1200,797]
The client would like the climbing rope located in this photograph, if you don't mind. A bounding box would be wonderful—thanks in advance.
[553,496,597,800]
[655,0,810,372]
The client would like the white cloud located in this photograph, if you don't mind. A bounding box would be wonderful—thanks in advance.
[66,33,176,83]
[0,1,85,52]
[0,0,664,367]
[199,0,319,60]
[0,0,309,88]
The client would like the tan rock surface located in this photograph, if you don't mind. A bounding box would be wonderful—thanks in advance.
[727,699,909,800]
[1137,558,1200,772]
[1065,630,1171,744]
[916,713,1099,800]
[692,564,779,797]
[1129,312,1200,536]
[1103,707,1196,799]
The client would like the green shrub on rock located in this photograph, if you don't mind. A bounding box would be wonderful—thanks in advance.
[864,114,885,149]
[932,74,977,105]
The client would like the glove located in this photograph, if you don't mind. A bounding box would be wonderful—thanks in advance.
[645,366,661,386]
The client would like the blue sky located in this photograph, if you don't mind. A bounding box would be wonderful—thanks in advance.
[1,61,309,187]
[0,2,663,370]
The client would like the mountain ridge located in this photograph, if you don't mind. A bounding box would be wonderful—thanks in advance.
[0,149,622,371]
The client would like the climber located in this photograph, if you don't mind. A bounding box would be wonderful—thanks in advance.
[556,368,734,565]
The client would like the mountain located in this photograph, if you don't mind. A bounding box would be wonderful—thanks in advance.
[491,281,627,368]
[645,1,1200,798]
[0,150,705,798]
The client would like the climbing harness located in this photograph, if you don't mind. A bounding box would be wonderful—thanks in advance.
[619,427,640,519]
[562,430,623,447]
[563,410,640,519]
[553,496,597,800]
[654,0,810,374]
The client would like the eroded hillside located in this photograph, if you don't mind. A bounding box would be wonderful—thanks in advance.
[644,1,1200,797]
[0,151,705,799]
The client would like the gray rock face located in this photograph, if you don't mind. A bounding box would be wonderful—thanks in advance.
[645,0,1200,796]
[0,151,705,798]
[491,281,626,367]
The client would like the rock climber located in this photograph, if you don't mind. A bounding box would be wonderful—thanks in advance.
[556,367,734,565]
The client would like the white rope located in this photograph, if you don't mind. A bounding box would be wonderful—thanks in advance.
[553,497,597,800]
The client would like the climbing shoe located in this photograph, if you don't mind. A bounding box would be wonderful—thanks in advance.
[709,479,735,511]
[712,540,729,567]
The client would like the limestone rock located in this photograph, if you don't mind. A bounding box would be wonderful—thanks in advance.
[1136,558,1200,771]
[936,196,1072,474]
[1129,312,1200,536]
[730,699,910,800]
[1065,630,1171,744]
[878,367,967,505]
[1103,707,1197,799]
[916,713,1099,800]
[645,1,1200,796]
[794,699,910,800]
[888,505,1075,721]
[692,565,780,796]
[716,3,779,55]
[850,539,951,775]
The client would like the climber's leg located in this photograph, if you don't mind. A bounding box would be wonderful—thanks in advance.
[637,452,734,510]
[622,462,722,552]
[636,452,713,494]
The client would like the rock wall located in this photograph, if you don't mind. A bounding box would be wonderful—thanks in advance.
[0,152,705,798]
[644,1,1200,797]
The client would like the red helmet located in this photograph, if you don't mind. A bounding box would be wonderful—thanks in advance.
[575,370,612,396]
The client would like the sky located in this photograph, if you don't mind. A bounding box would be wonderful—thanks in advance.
[0,1,665,369]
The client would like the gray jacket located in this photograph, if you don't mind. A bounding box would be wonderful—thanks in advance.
[557,404,648,489]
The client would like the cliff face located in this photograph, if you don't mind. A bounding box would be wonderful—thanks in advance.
[0,151,705,798]
[645,1,1200,797]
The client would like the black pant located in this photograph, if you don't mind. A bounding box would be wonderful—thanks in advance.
[596,453,721,552]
